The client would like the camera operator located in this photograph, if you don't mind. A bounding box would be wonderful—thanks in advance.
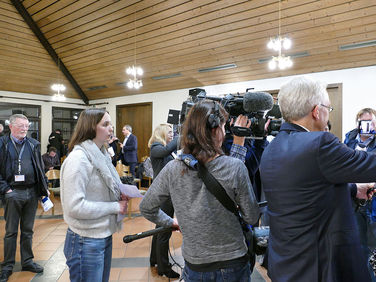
[344,108,376,281]
[260,76,376,282]
[224,115,270,202]
[140,100,259,281]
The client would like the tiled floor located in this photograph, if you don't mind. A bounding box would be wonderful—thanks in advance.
[0,197,270,282]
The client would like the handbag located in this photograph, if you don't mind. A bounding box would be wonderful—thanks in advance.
[195,161,269,256]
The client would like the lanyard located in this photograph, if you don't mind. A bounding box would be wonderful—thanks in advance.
[10,138,26,175]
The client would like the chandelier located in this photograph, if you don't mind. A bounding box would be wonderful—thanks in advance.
[51,57,66,101]
[126,11,143,89]
[267,0,293,70]
[126,65,143,89]
[51,83,66,101]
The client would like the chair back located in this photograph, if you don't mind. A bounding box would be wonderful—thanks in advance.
[45,169,60,180]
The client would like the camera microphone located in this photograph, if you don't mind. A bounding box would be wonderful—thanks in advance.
[243,92,274,113]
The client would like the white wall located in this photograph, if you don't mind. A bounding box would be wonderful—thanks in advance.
[96,65,376,140]
[0,91,86,153]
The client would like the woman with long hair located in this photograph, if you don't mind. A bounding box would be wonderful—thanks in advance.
[147,123,179,278]
[60,108,127,282]
[140,100,259,281]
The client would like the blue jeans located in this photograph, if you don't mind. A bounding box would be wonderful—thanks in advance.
[182,261,251,282]
[63,228,113,282]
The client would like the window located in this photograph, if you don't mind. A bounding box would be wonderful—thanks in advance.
[0,103,41,140]
[52,107,84,142]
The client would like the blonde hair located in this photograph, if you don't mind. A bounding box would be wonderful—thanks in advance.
[148,124,172,148]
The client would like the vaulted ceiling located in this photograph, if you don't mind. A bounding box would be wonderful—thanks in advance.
[1,0,376,103]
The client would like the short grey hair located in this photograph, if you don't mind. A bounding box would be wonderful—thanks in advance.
[9,114,28,124]
[278,76,328,122]
[124,124,132,133]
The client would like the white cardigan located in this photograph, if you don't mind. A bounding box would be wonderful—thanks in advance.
[60,144,121,238]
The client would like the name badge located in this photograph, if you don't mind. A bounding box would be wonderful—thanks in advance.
[15,175,25,182]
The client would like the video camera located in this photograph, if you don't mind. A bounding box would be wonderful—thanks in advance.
[180,88,282,139]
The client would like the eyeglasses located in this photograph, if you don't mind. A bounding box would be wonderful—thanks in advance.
[13,124,30,129]
[320,104,334,112]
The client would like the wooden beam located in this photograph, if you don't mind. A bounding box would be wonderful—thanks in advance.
[10,0,89,104]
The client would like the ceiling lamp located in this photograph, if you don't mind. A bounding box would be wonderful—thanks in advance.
[267,0,293,70]
[51,57,66,101]
[51,84,66,101]
[126,11,143,89]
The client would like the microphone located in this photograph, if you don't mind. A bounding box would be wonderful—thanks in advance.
[123,226,173,243]
[243,92,274,113]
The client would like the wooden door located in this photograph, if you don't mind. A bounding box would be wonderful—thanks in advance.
[327,84,343,141]
[116,103,152,162]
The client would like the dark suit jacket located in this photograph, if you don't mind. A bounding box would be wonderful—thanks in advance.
[121,134,138,163]
[260,122,376,282]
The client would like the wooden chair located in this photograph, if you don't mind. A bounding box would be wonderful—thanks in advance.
[45,169,60,215]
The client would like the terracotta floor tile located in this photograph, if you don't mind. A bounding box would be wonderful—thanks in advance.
[33,250,55,260]
[57,268,70,282]
[119,267,149,281]
[34,241,63,251]
[109,267,121,281]
[112,247,126,258]
[8,270,36,282]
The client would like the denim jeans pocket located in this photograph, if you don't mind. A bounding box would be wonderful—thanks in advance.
[64,229,76,260]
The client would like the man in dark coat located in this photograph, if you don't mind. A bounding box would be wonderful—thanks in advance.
[48,129,63,158]
[0,114,49,282]
[344,107,376,281]
[260,76,376,282]
[120,124,138,177]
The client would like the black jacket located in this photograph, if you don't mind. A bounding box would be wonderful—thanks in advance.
[150,138,178,178]
[0,134,48,197]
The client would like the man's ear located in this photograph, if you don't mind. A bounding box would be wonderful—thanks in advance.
[312,105,320,120]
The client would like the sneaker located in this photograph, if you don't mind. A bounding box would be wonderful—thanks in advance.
[0,270,12,282]
[22,262,44,273]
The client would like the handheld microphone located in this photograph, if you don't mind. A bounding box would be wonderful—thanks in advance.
[123,226,173,243]
[243,92,274,113]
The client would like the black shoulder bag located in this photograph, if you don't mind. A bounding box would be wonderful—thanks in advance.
[196,162,269,257]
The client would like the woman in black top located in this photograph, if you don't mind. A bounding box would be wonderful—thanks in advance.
[148,123,179,279]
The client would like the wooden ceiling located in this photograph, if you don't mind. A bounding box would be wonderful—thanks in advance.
[1,0,376,103]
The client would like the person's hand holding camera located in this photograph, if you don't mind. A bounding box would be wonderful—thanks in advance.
[356,182,376,200]
[231,115,251,146]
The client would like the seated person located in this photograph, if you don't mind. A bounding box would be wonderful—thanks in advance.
[42,146,60,172]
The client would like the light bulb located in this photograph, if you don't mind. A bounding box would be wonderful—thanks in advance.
[127,80,134,89]
[267,39,274,49]
[51,84,66,92]
[137,67,143,76]
[268,59,277,70]
[283,38,292,49]
[273,38,282,51]
[278,58,287,70]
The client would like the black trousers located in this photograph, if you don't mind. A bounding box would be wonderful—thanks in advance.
[150,198,174,272]
[2,187,38,271]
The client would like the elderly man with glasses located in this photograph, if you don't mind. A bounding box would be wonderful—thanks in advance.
[0,114,49,282]
[260,76,376,282]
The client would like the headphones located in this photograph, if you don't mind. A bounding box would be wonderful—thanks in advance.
[207,101,221,129]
